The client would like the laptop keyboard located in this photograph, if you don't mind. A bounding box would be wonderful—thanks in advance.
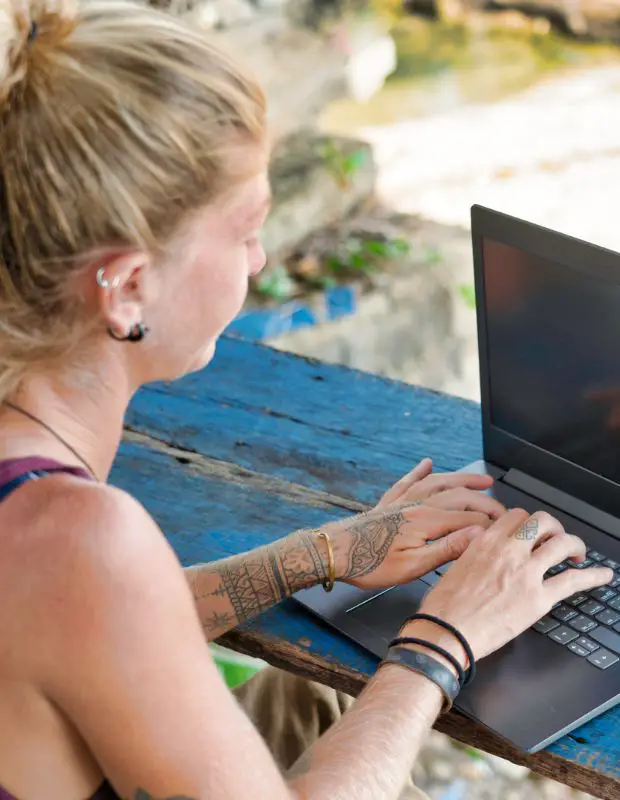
[533,549,620,669]
[426,549,620,670]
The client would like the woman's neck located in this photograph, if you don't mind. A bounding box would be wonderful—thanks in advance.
[0,367,132,482]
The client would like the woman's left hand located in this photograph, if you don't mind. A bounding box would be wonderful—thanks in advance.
[377,457,494,507]
[324,459,506,590]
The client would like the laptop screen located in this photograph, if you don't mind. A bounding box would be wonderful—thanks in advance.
[483,238,620,486]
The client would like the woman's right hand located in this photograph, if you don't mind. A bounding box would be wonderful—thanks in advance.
[410,508,614,663]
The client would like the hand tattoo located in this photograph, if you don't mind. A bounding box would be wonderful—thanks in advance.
[344,509,406,578]
[515,519,538,540]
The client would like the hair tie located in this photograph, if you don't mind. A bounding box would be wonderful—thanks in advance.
[28,22,38,43]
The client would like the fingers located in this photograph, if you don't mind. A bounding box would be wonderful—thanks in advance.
[420,472,494,495]
[425,487,505,519]
[379,458,433,505]
[531,531,586,571]
[421,525,486,572]
[546,564,614,600]
[420,509,494,538]
[490,508,563,547]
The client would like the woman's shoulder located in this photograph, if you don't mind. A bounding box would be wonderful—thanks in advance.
[4,470,189,679]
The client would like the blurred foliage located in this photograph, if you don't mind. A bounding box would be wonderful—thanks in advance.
[319,140,370,189]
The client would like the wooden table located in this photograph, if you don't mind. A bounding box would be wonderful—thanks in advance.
[113,334,620,799]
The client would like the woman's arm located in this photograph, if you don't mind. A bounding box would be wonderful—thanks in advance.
[186,465,506,640]
[37,484,611,800]
[185,529,328,639]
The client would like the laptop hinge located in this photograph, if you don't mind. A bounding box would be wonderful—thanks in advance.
[503,468,620,537]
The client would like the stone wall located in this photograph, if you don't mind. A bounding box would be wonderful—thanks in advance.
[266,213,481,402]
[405,0,620,41]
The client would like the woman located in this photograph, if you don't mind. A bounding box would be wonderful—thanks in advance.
[0,2,612,799]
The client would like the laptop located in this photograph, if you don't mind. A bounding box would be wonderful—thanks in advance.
[294,205,620,753]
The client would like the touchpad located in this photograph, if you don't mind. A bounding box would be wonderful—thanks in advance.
[346,580,430,646]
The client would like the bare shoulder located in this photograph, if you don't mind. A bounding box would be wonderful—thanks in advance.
[2,474,192,678]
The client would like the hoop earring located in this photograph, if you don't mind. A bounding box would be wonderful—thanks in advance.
[108,322,149,343]
[96,267,120,290]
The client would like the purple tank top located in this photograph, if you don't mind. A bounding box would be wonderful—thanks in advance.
[0,457,120,800]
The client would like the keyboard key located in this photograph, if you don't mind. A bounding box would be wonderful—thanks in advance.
[534,616,560,634]
[587,550,606,562]
[610,575,620,589]
[435,562,454,575]
[590,626,620,655]
[608,596,620,612]
[603,559,620,570]
[568,642,590,657]
[566,593,589,607]
[579,600,605,616]
[587,648,619,669]
[575,637,599,653]
[420,571,441,586]
[569,615,598,633]
[546,563,568,576]
[572,558,595,569]
[596,609,620,627]
[590,587,617,604]
[548,626,579,645]
[551,604,578,623]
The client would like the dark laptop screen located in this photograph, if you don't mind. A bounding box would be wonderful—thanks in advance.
[483,238,620,485]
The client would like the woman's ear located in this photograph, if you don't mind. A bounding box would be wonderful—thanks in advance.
[92,252,158,339]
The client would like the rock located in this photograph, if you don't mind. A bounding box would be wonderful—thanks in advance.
[211,0,255,26]
[406,0,620,42]
[263,130,376,258]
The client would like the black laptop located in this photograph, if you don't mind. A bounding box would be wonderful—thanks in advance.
[294,205,620,753]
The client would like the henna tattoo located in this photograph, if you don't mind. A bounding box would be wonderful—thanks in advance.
[344,509,406,578]
[268,545,290,598]
[188,530,334,639]
[515,519,538,540]
[219,554,281,624]
[203,610,235,633]
[281,529,327,589]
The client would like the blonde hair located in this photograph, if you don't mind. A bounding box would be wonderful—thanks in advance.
[0,0,266,400]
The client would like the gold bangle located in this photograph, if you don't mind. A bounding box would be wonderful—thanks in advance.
[316,530,335,592]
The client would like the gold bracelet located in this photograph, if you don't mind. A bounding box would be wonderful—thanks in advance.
[316,530,335,592]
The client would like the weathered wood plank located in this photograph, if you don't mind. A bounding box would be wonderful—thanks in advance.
[126,335,483,504]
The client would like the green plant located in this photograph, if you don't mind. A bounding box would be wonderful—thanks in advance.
[254,264,296,301]
[459,283,476,309]
[319,140,369,189]
[325,235,411,277]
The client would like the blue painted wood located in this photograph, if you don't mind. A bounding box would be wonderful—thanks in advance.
[226,286,358,341]
[127,336,483,505]
[116,336,619,791]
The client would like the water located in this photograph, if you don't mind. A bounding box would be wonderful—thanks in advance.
[320,16,620,251]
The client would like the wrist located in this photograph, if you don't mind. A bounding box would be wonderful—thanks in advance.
[397,620,468,680]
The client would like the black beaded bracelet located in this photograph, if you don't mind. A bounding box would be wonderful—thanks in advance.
[402,613,476,686]
[388,636,466,688]
[382,645,460,713]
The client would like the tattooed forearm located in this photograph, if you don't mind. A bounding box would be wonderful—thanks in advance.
[185,529,328,640]
[344,509,406,579]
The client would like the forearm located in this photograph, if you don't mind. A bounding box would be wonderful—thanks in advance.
[288,665,443,800]
[185,529,328,639]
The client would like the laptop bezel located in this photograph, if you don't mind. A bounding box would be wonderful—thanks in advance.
[471,204,620,521]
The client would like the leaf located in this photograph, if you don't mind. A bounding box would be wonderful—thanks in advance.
[421,245,442,265]
[254,265,295,301]
[458,284,476,309]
